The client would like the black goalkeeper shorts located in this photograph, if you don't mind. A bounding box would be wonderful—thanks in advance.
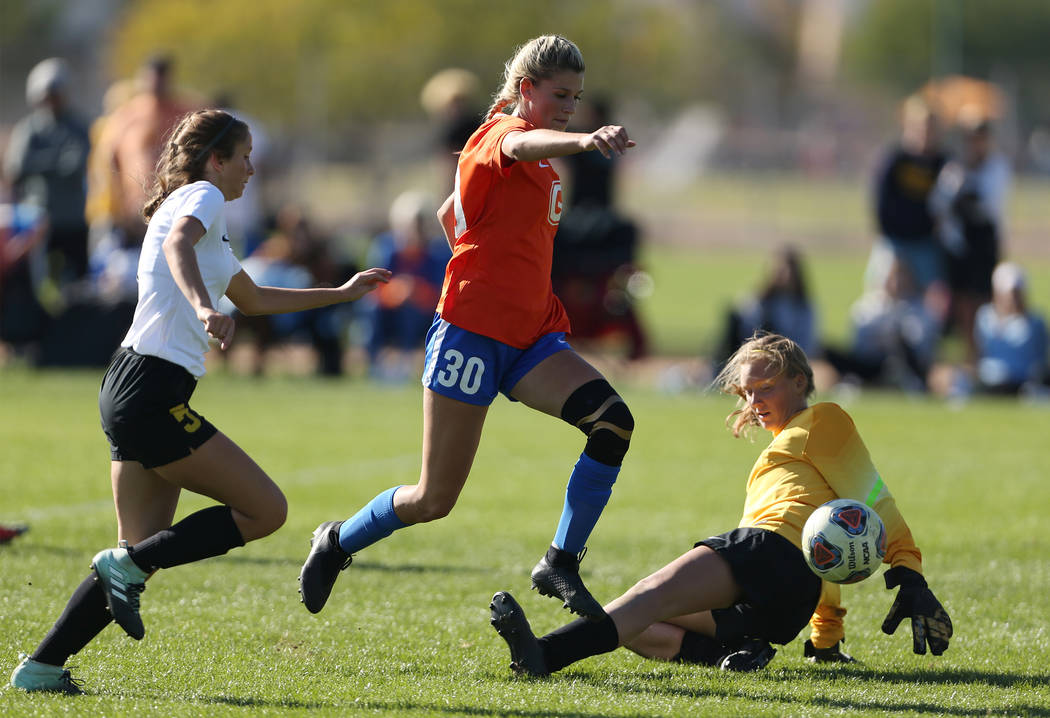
[99,348,218,469]
[697,527,822,646]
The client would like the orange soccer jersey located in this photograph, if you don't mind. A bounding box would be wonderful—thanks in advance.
[436,114,571,348]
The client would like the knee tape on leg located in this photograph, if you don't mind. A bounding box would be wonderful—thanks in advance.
[560,379,634,466]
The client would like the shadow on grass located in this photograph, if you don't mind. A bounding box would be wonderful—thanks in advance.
[220,553,492,575]
[192,694,332,710]
[356,701,638,718]
[569,666,1050,717]
[782,664,1050,689]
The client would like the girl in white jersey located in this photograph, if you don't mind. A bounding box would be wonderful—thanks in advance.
[11,109,390,694]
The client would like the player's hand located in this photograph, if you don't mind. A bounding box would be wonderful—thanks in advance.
[197,307,235,350]
[583,125,635,158]
[881,566,952,655]
[340,267,392,302]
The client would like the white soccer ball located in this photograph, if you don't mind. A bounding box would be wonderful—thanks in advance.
[802,499,886,584]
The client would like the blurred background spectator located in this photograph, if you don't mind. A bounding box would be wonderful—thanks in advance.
[929,109,1012,366]
[823,256,940,393]
[0,184,49,360]
[972,262,1048,395]
[88,54,199,251]
[221,204,355,377]
[420,68,483,195]
[3,57,91,291]
[865,95,948,295]
[215,91,271,258]
[716,245,818,367]
[552,97,649,360]
[360,191,450,381]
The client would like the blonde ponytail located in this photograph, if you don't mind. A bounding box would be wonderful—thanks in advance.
[484,35,585,121]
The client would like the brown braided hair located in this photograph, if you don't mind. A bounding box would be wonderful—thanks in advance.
[142,109,248,221]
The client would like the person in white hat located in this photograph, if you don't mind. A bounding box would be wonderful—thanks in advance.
[973,261,1048,394]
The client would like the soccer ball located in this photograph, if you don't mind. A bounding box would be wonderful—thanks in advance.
[802,499,886,584]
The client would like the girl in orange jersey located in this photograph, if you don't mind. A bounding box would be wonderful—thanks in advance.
[299,36,636,621]
[490,332,952,676]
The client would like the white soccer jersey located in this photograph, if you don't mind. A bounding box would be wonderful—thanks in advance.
[121,181,241,377]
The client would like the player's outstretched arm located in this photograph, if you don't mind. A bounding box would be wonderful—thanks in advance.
[880,566,953,655]
[502,125,635,163]
[226,267,391,317]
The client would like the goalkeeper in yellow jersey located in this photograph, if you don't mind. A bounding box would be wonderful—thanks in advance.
[489,332,951,675]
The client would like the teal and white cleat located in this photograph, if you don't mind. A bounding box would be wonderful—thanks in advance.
[10,653,84,694]
[91,546,148,640]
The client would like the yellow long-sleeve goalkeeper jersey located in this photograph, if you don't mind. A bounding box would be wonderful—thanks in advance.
[737,402,924,648]
[738,402,922,573]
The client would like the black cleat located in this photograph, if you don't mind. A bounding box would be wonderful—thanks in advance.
[490,591,548,677]
[804,639,858,664]
[298,521,351,614]
[530,546,604,621]
[718,638,776,672]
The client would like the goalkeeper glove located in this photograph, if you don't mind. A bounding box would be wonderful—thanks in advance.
[881,566,953,655]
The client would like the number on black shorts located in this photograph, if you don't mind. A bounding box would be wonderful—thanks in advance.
[169,403,203,433]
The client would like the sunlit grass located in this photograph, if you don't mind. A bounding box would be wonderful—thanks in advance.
[2,370,1049,716]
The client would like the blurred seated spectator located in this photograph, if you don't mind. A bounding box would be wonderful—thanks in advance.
[972,262,1048,395]
[222,204,355,376]
[2,184,137,370]
[361,191,450,380]
[929,108,1011,366]
[553,96,649,360]
[823,257,940,392]
[716,246,818,365]
[0,193,49,361]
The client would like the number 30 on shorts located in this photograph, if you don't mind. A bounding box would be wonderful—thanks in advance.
[436,349,485,395]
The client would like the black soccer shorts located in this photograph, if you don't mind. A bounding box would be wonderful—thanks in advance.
[697,526,822,646]
[99,348,218,469]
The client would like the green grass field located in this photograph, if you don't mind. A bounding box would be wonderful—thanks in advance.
[2,369,1049,717]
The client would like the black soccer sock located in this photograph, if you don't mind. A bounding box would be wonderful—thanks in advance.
[673,630,727,666]
[538,614,619,673]
[127,505,245,572]
[32,574,113,666]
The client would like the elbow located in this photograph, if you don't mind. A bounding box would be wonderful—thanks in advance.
[505,144,527,162]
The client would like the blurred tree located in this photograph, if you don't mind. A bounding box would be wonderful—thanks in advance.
[843,0,1050,132]
[107,0,732,135]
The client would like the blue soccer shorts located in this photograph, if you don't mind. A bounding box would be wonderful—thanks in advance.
[421,316,571,406]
